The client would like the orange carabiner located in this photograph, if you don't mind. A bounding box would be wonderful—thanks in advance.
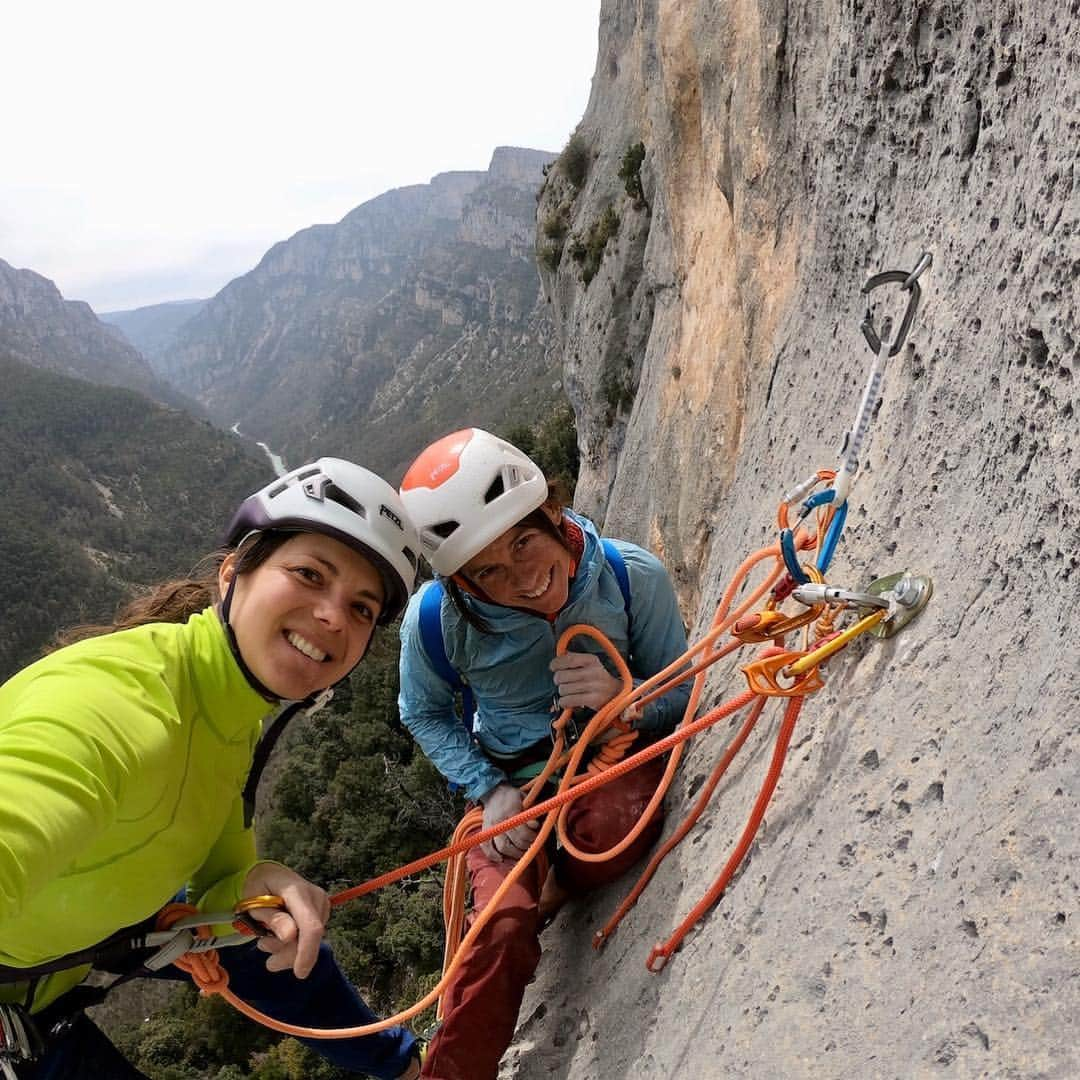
[741,650,824,697]
[732,603,824,643]
[733,564,825,643]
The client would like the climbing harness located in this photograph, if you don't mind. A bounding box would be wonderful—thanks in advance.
[126,252,935,1039]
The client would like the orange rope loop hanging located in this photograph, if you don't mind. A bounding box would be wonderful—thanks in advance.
[165,475,928,1040]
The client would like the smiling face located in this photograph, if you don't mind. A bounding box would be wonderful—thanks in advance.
[459,504,574,616]
[219,532,384,700]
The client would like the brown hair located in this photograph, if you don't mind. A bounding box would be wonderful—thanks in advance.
[51,532,292,650]
[448,498,574,633]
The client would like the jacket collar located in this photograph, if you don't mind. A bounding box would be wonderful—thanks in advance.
[186,607,278,738]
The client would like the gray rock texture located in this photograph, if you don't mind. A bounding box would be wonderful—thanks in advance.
[516,1,1079,1077]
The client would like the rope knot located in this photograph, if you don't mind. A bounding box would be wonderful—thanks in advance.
[190,959,230,996]
[155,900,230,994]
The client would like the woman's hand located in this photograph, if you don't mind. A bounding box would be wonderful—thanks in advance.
[480,782,539,863]
[550,651,622,712]
[241,862,331,979]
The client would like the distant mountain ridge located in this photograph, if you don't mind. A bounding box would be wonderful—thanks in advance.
[0,258,196,411]
[157,146,563,478]
[99,298,208,367]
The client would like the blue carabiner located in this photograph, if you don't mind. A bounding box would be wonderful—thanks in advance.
[816,499,848,574]
[800,489,836,516]
[782,489,837,584]
[780,528,809,584]
[795,488,846,574]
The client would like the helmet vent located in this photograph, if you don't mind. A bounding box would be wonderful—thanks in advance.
[431,520,460,539]
[324,483,367,518]
[484,475,505,503]
[403,546,418,570]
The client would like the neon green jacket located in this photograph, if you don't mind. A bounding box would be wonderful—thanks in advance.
[0,608,273,1012]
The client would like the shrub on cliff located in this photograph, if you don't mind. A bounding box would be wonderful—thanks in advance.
[560,132,590,188]
[618,141,646,207]
[569,205,620,285]
[502,403,581,498]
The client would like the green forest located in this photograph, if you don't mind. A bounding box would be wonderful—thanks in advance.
[0,354,267,678]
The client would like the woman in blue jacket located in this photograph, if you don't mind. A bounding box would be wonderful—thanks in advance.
[398,429,690,1080]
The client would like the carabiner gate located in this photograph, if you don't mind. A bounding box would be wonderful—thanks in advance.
[860,251,932,357]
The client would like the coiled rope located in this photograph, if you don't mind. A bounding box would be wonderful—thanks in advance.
[171,495,900,1037]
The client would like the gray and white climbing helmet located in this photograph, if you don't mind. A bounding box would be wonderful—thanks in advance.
[226,458,420,623]
[399,428,549,577]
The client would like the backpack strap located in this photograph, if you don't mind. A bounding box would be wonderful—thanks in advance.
[601,539,633,635]
[418,582,476,733]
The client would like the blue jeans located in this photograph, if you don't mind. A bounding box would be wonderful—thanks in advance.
[23,942,416,1079]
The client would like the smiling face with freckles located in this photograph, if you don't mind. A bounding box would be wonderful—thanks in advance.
[219,532,384,700]
[459,503,574,616]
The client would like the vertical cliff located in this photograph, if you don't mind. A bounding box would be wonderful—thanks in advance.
[517,2,1079,1076]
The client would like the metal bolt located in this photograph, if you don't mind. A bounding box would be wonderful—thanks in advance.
[892,574,923,608]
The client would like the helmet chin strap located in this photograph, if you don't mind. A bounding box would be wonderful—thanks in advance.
[220,538,378,828]
[219,572,282,704]
[220,567,375,704]
[232,610,372,830]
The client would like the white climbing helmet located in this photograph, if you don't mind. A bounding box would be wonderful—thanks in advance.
[225,458,420,623]
[399,428,549,576]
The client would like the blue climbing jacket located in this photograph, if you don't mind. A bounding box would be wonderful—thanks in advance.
[397,510,690,802]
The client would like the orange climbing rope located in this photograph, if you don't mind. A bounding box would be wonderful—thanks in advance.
[165,483,907,1040]
[171,688,763,1038]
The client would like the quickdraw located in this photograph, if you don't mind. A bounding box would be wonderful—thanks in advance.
[161,253,935,1040]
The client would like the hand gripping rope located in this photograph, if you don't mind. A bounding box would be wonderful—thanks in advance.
[165,253,935,1036]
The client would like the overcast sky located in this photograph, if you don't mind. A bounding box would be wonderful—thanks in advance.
[1,1,601,313]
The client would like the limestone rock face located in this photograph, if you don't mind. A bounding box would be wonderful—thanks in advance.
[518,2,1079,1077]
[0,258,185,407]
[160,147,559,478]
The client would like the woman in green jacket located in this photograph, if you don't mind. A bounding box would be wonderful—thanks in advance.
[0,458,422,1079]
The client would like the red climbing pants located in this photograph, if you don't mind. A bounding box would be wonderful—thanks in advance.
[421,758,666,1080]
